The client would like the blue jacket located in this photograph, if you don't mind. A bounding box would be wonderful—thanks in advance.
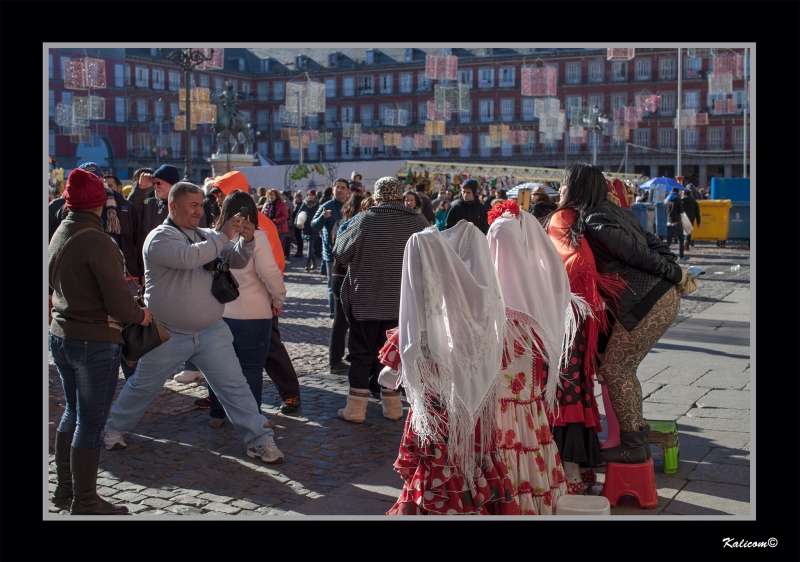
[310,198,344,262]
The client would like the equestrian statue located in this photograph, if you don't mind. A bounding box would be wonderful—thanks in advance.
[212,81,251,154]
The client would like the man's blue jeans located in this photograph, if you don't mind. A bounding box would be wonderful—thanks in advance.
[105,319,274,448]
[209,318,272,419]
[325,259,334,319]
[666,224,685,258]
[50,334,121,450]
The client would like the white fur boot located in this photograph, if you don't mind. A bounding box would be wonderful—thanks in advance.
[380,389,404,421]
[337,388,370,423]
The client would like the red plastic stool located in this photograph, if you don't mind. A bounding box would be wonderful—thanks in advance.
[601,458,659,509]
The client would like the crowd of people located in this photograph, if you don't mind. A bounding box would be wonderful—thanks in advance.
[48,161,698,516]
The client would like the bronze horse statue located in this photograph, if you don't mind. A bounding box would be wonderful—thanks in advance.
[211,92,251,154]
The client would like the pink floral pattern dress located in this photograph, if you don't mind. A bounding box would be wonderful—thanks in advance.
[496,320,570,515]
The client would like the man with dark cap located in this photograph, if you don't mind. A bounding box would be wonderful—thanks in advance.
[49,168,152,515]
[332,177,428,424]
[445,178,489,234]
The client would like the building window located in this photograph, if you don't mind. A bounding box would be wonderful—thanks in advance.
[257,110,269,130]
[154,100,163,121]
[659,91,675,116]
[343,77,355,96]
[324,141,336,160]
[707,128,724,150]
[325,77,336,98]
[418,102,428,122]
[168,71,180,91]
[261,59,270,73]
[273,140,284,160]
[258,82,268,101]
[306,115,319,129]
[633,129,649,149]
[341,106,354,124]
[399,73,412,93]
[242,82,250,99]
[565,95,581,118]
[733,127,746,150]
[60,56,71,80]
[659,57,676,80]
[257,141,268,156]
[228,79,237,93]
[113,64,123,88]
[274,81,284,100]
[459,133,471,157]
[239,58,246,72]
[501,140,513,157]
[380,74,393,94]
[366,50,375,65]
[359,76,374,94]
[171,133,181,155]
[478,68,494,88]
[658,128,675,149]
[308,142,318,160]
[479,99,494,122]
[325,107,336,127]
[611,61,627,82]
[215,77,223,94]
[361,105,373,126]
[683,129,698,150]
[135,66,149,88]
[49,54,54,79]
[588,94,604,113]
[458,101,472,123]
[457,69,473,88]
[566,62,581,84]
[62,91,72,105]
[127,133,134,151]
[199,74,209,89]
[684,91,700,111]
[49,90,55,117]
[404,48,412,62]
[152,69,164,90]
[589,61,604,83]
[124,64,131,86]
[500,99,514,122]
[635,59,651,81]
[480,134,493,157]
[735,90,749,114]
[684,55,702,79]
[137,99,147,121]
[170,102,179,118]
[522,98,535,121]
[50,129,56,156]
[272,109,282,130]
[342,138,353,158]
[499,66,515,87]
[417,72,431,92]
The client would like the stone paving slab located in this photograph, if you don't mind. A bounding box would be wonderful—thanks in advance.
[644,384,711,405]
[684,406,749,420]
[676,414,750,434]
[677,429,750,450]
[662,480,750,516]
[641,402,694,420]
[692,370,751,391]
[647,365,709,387]
[695,389,751,410]
[687,461,750,487]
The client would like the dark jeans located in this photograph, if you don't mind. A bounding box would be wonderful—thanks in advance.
[294,225,304,256]
[209,318,272,419]
[282,227,293,258]
[264,314,301,401]
[666,224,685,258]
[346,314,395,394]
[304,234,322,260]
[325,260,334,318]
[50,334,121,450]
[329,274,349,366]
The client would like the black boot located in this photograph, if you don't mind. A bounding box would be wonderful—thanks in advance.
[600,427,649,464]
[642,423,652,459]
[51,431,74,508]
[70,446,129,515]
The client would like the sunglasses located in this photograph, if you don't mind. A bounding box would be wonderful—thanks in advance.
[153,181,163,186]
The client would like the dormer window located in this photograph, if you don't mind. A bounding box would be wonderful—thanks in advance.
[366,50,375,64]
[404,48,412,62]
[329,52,338,66]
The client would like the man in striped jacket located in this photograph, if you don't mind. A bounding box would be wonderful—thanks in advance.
[332,177,429,423]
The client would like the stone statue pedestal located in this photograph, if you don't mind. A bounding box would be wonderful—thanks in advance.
[208,153,256,177]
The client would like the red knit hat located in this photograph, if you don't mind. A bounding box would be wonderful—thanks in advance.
[64,168,107,210]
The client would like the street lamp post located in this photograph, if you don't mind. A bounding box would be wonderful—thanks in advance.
[586,105,610,167]
[160,48,215,182]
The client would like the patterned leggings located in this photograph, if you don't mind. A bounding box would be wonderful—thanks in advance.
[597,286,680,432]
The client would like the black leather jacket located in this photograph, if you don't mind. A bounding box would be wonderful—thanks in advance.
[584,200,682,331]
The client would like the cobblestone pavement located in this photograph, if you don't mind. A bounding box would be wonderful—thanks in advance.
[47,239,750,516]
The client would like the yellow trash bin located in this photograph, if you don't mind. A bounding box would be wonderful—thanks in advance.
[692,200,732,245]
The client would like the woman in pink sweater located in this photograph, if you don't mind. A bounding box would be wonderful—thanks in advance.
[207,190,287,427]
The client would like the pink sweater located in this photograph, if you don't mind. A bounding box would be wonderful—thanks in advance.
[223,230,286,320]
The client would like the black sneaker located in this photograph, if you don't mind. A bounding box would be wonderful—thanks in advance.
[280,396,301,414]
[194,396,211,409]
[329,362,350,374]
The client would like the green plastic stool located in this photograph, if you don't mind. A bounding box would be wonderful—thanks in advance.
[646,419,680,474]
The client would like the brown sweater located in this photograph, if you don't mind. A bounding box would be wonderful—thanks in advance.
[49,210,145,343]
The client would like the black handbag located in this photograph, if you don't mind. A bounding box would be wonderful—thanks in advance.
[120,272,171,366]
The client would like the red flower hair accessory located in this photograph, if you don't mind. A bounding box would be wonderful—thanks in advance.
[487,199,520,224]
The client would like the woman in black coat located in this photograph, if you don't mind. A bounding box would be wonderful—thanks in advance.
[562,163,694,464]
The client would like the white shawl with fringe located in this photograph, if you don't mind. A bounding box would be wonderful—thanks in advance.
[399,221,506,486]
[486,210,591,410]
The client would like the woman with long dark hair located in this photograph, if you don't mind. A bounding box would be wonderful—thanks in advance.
[206,190,286,428]
[553,163,692,465]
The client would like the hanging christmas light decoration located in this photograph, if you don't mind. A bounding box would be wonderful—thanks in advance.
[384,108,410,126]
[607,48,635,61]
[424,120,446,137]
[193,48,224,70]
[509,130,528,145]
[70,129,92,144]
[304,130,319,143]
[521,66,557,96]
[425,54,458,81]
[442,134,462,149]
[281,127,296,139]
[73,95,106,120]
[64,57,107,89]
[174,115,197,131]
[317,131,333,145]
[286,79,326,116]
[414,134,432,149]
[695,112,709,125]
[383,132,402,147]
[707,72,733,95]
[713,99,737,114]
[569,125,587,142]
[713,52,743,78]
[400,136,415,151]
[674,108,697,129]
[342,122,362,138]
[533,97,560,118]
[625,105,642,128]
[289,133,309,149]
[434,82,470,112]
[179,87,211,110]
[635,91,660,114]
[427,100,451,120]
[361,133,381,147]
[481,135,500,148]
[279,105,300,126]
[613,121,629,141]
[489,124,510,142]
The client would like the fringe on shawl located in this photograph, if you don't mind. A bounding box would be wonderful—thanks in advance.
[401,341,501,490]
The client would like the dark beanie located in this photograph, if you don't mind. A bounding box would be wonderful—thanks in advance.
[461,179,479,194]
[671,187,680,193]
[78,161,104,178]
[153,165,181,186]
[64,168,107,210]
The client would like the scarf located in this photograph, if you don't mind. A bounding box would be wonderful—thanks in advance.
[302,198,318,212]
[486,200,590,410]
[399,221,506,486]
[264,200,276,220]
[545,208,626,376]
[105,187,120,235]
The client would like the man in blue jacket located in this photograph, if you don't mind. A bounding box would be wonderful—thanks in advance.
[311,178,349,319]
